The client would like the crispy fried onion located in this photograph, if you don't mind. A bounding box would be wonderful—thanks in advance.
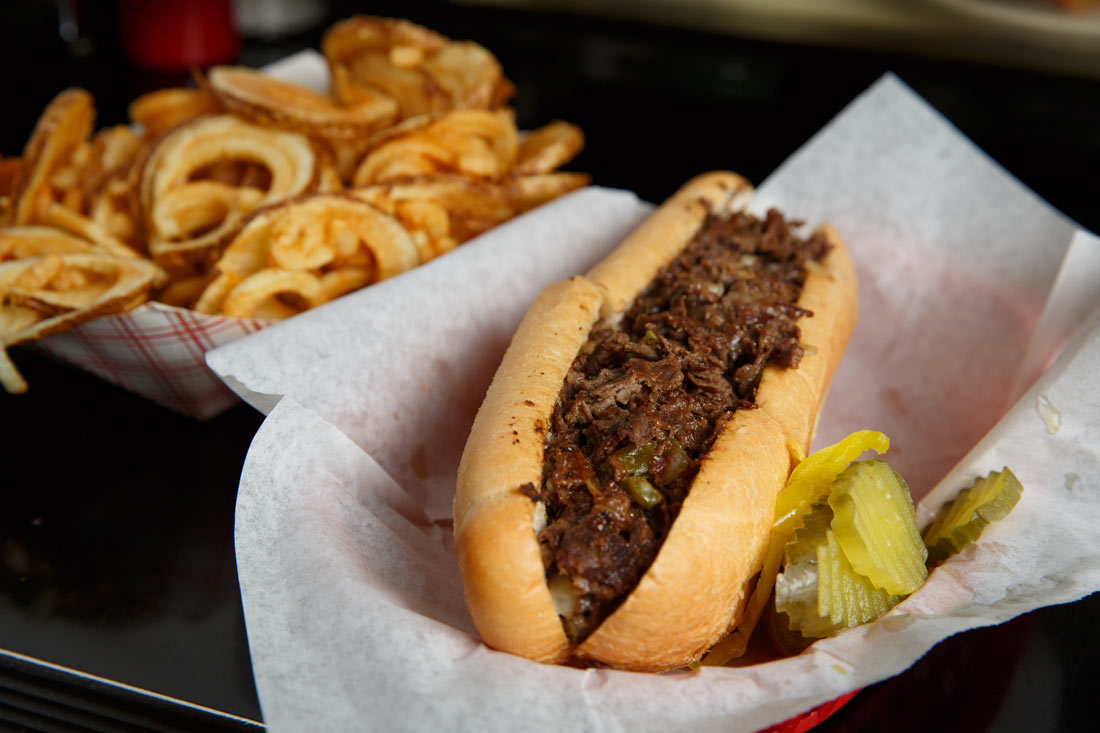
[192,194,417,317]
[0,252,163,393]
[354,172,590,262]
[78,125,145,246]
[220,268,327,319]
[0,157,21,198]
[45,203,140,259]
[1,157,23,222]
[141,115,317,269]
[323,16,513,121]
[90,176,140,245]
[128,87,221,136]
[506,172,593,210]
[1,226,99,262]
[352,108,518,186]
[156,274,210,309]
[514,120,586,176]
[12,89,96,227]
[207,65,397,141]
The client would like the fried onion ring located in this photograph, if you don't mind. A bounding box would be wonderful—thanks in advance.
[514,121,586,176]
[155,274,210,309]
[0,157,22,198]
[319,266,374,300]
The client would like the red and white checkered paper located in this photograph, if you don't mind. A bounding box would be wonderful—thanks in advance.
[33,302,271,420]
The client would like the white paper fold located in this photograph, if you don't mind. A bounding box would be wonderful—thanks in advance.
[216,74,1100,731]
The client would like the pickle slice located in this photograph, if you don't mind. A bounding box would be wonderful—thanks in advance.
[775,503,834,638]
[818,527,900,627]
[828,460,928,595]
[703,432,896,663]
[775,502,901,639]
[709,430,892,661]
[923,468,1024,567]
[773,430,890,536]
[766,598,813,657]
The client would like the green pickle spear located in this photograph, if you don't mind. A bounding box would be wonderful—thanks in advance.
[923,467,1024,567]
[828,459,928,596]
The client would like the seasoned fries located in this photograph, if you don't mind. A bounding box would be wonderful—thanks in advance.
[322,16,514,120]
[0,252,163,392]
[352,109,520,185]
[129,87,220,136]
[192,194,419,317]
[208,65,398,140]
[139,114,319,271]
[0,14,588,393]
[11,89,95,227]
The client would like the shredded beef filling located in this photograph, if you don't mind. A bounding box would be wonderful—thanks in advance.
[535,208,831,643]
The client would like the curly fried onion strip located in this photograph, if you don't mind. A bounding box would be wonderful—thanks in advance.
[194,194,418,317]
[220,268,326,319]
[352,109,518,186]
[141,115,317,267]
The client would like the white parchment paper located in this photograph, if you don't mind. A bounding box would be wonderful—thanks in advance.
[213,74,1100,731]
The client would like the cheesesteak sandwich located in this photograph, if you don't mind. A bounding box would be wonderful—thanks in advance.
[454,172,857,670]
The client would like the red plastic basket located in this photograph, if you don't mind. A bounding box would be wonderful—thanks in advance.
[760,689,861,733]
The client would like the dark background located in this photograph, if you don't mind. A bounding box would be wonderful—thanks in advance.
[2,0,1098,730]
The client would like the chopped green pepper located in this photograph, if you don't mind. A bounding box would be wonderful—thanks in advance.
[653,439,690,486]
[610,443,656,477]
[623,476,663,508]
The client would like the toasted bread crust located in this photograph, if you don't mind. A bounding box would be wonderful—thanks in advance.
[454,172,857,670]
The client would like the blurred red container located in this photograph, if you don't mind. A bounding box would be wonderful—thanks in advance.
[120,0,238,71]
